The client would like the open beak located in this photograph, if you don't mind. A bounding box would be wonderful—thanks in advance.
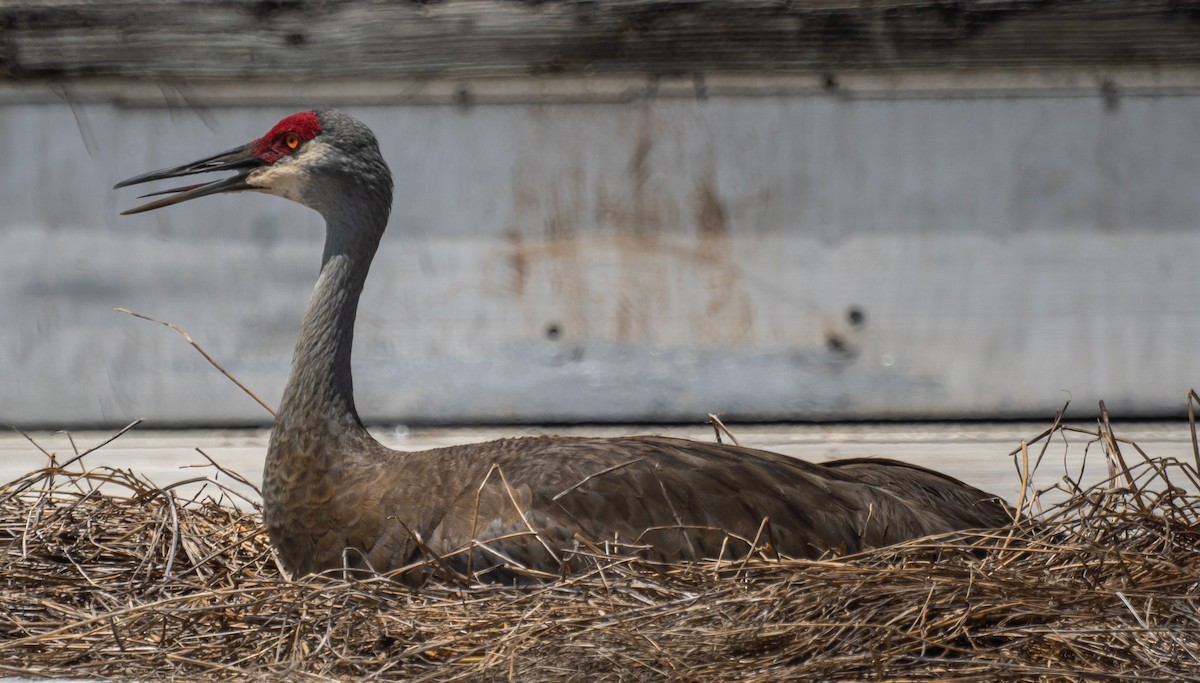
[114,143,264,215]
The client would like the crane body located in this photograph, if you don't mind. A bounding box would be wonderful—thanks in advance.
[117,110,1009,580]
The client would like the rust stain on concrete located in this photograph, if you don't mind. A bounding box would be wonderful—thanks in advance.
[691,174,755,346]
[500,107,759,348]
[695,178,729,239]
[505,229,527,297]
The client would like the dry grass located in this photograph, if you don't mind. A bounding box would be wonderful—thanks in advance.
[3,408,1200,681]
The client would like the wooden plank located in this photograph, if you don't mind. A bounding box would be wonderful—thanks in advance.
[3,0,1200,81]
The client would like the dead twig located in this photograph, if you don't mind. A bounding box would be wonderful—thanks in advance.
[707,413,740,447]
[114,307,275,417]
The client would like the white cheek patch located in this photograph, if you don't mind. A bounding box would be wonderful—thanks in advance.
[248,164,306,202]
[247,139,336,204]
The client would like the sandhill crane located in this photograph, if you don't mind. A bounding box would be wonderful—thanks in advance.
[116,110,1009,581]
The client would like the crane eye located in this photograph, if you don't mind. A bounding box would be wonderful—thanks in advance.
[284,132,301,150]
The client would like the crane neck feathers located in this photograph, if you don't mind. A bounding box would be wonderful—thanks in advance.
[275,165,393,448]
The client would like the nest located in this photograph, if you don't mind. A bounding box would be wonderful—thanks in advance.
[3,408,1200,682]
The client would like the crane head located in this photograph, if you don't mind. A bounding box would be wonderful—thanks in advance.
[114,110,387,215]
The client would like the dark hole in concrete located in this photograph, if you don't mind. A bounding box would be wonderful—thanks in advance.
[454,87,474,110]
[826,333,847,354]
[1101,79,1120,113]
[545,323,561,341]
[847,306,865,327]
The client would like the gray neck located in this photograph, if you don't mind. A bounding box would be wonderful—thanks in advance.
[276,197,387,443]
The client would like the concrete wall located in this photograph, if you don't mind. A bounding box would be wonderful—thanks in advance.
[3,74,1199,426]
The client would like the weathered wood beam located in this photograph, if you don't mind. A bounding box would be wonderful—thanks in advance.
[2,1,1199,81]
